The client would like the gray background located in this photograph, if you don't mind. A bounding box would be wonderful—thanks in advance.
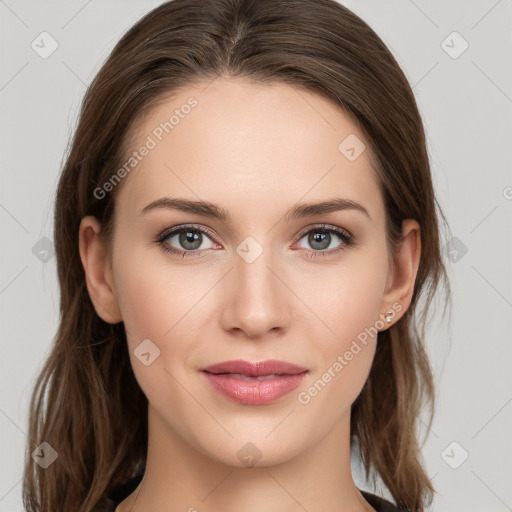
[1,0,511,510]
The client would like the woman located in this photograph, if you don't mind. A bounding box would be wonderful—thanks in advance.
[22,0,451,511]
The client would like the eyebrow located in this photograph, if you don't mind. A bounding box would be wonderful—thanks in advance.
[140,197,371,222]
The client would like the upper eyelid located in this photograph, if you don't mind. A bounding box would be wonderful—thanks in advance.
[296,223,352,239]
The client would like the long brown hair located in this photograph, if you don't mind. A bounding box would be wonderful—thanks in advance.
[22,0,452,510]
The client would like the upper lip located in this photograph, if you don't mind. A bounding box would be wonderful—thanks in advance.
[199,359,308,377]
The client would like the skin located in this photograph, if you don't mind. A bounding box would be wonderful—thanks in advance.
[79,77,421,512]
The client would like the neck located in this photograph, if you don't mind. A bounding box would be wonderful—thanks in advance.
[116,404,375,512]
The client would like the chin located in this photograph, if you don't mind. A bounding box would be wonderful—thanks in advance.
[188,425,311,469]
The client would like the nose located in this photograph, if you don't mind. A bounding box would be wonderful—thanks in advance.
[219,242,290,339]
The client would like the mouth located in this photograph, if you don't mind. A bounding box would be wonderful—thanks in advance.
[199,359,309,405]
[207,372,294,381]
[199,359,308,377]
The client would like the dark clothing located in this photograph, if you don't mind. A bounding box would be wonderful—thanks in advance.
[98,473,399,511]
[360,490,401,512]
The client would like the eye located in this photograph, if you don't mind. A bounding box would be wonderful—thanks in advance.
[154,223,356,259]
[294,224,355,257]
[155,225,219,258]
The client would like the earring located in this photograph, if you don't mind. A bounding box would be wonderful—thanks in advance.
[385,309,394,323]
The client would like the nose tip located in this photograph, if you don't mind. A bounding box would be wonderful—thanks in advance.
[220,256,289,339]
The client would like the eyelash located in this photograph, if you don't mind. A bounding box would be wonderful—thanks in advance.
[154,223,356,259]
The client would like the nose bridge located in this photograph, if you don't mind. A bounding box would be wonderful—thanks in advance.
[222,234,288,336]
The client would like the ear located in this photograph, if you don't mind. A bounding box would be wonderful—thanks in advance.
[379,219,421,327]
[78,215,123,324]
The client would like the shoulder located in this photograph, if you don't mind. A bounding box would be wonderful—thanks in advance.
[360,489,400,512]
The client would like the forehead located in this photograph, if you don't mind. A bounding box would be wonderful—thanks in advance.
[115,77,384,226]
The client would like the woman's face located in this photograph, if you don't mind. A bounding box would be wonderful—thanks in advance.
[89,78,405,467]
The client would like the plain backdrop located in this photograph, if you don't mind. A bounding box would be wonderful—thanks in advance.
[1,1,511,511]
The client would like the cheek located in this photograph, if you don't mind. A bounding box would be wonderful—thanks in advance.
[302,252,387,347]
[113,259,193,412]
[112,250,216,379]
[111,246,177,376]
[113,244,200,342]
[117,270,171,343]
[298,254,387,407]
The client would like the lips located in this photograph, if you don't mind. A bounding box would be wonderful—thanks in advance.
[199,359,309,405]
[200,359,308,377]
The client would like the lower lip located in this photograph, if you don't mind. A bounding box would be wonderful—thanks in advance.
[201,371,308,405]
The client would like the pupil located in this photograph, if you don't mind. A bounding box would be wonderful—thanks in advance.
[310,230,330,250]
[180,230,201,250]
